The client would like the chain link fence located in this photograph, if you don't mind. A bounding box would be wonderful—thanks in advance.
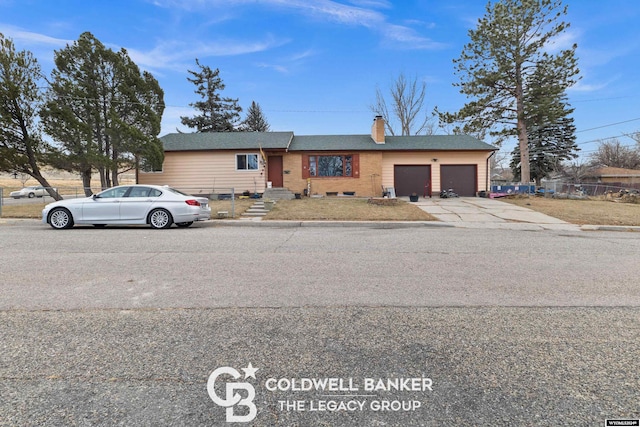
[539,181,640,197]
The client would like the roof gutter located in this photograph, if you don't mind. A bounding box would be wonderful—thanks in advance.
[486,150,496,192]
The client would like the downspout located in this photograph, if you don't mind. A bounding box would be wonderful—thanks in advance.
[486,150,496,195]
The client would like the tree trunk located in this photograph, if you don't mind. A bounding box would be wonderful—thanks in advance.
[517,117,530,184]
[31,171,62,201]
[81,168,93,197]
[111,167,119,187]
[515,64,530,184]
[15,108,63,200]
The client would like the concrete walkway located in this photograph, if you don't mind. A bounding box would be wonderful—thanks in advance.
[410,196,582,231]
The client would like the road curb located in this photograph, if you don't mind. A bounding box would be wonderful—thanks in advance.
[581,224,640,232]
[208,220,455,228]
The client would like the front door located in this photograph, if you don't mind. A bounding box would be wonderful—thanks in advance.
[268,156,284,187]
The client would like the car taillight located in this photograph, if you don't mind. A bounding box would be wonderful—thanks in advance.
[185,199,201,206]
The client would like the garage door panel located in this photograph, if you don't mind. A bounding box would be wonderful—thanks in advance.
[394,165,431,197]
[440,165,477,197]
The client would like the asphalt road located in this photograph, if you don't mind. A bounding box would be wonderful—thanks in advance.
[1,220,639,426]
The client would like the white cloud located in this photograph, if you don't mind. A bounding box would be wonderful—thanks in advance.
[0,25,72,47]
[256,62,290,74]
[125,35,289,73]
[381,24,446,50]
[568,78,614,93]
[347,0,391,8]
[149,0,442,50]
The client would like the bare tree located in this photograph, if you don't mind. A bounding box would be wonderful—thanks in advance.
[589,138,640,169]
[370,73,433,136]
[560,160,593,183]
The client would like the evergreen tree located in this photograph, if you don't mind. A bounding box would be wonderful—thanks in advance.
[439,0,580,184]
[240,101,270,132]
[180,59,242,132]
[0,33,60,199]
[41,32,164,194]
[510,60,578,186]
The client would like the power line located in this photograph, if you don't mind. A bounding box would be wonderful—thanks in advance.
[576,117,640,133]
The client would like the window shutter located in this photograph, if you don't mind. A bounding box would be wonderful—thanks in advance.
[302,155,310,179]
[352,154,360,177]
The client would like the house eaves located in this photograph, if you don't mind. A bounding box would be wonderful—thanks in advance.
[288,134,497,151]
[160,131,295,151]
[590,167,640,178]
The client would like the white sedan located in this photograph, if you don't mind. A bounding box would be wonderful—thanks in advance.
[42,185,211,229]
[10,186,56,199]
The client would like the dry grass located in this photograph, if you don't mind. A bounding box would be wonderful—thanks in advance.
[208,199,255,218]
[265,197,436,221]
[1,196,435,221]
[503,195,640,226]
[1,203,48,219]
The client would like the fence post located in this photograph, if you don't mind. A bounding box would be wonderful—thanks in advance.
[231,188,235,218]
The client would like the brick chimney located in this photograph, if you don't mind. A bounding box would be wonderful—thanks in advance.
[371,115,385,144]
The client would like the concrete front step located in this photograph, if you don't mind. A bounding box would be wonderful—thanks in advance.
[263,188,296,200]
[242,201,271,217]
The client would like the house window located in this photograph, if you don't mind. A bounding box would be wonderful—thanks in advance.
[236,154,259,171]
[309,155,353,177]
[302,154,359,179]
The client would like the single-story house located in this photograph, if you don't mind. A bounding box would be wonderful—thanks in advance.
[138,117,497,197]
[582,167,640,186]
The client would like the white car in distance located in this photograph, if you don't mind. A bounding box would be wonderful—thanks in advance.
[10,186,56,199]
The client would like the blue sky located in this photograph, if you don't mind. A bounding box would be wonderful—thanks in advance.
[2,0,640,163]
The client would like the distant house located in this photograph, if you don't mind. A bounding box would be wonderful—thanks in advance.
[138,117,497,197]
[583,167,640,186]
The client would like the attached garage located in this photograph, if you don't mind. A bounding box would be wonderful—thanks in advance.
[440,165,477,197]
[394,165,431,197]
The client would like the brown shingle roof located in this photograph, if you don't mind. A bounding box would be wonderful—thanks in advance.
[593,167,640,177]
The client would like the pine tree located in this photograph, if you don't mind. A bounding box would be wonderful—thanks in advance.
[510,60,579,186]
[41,32,164,193]
[439,0,580,184]
[0,33,60,199]
[240,101,270,132]
[180,59,242,132]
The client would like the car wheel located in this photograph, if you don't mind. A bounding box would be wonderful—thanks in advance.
[176,222,193,228]
[28,192,35,198]
[49,208,74,229]
[148,209,173,229]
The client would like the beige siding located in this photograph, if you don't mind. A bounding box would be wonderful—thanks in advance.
[382,151,492,193]
[138,151,266,194]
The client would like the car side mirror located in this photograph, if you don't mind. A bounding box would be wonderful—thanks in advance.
[92,194,98,199]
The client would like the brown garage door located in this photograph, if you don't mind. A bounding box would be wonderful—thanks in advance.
[394,165,431,197]
[440,165,477,197]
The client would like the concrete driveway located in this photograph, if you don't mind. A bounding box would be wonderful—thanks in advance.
[410,196,579,231]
